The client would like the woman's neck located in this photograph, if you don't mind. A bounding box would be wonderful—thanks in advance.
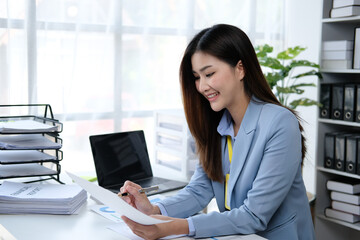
[229,95,251,137]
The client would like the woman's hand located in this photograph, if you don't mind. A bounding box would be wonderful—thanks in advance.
[119,181,160,215]
[121,215,189,240]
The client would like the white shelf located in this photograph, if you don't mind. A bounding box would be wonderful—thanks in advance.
[317,214,360,231]
[322,16,360,23]
[318,118,360,127]
[317,166,360,179]
[321,69,360,74]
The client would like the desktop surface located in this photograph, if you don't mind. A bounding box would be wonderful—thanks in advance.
[0,198,125,240]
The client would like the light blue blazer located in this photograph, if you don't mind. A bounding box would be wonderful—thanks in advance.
[160,98,315,239]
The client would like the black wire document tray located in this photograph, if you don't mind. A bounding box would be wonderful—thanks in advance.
[0,104,64,183]
[0,134,62,150]
[0,150,61,164]
[0,163,59,179]
[0,117,62,134]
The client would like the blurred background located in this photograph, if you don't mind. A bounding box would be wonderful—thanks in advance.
[0,0,321,194]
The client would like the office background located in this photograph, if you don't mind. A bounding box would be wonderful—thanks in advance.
[0,0,321,194]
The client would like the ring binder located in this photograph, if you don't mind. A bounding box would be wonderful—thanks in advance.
[332,84,344,120]
[320,84,332,119]
[344,84,356,122]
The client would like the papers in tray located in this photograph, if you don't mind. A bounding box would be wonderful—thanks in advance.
[0,181,87,214]
[0,120,59,133]
[0,150,57,164]
[0,163,58,178]
[0,134,62,150]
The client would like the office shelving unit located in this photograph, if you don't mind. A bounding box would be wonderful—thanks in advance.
[0,104,64,183]
[154,110,197,181]
[315,1,360,239]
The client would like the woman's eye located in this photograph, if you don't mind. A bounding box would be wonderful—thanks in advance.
[206,72,214,78]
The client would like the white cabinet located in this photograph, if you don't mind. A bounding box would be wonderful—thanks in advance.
[154,110,197,181]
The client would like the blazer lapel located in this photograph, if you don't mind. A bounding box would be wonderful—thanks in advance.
[227,98,264,205]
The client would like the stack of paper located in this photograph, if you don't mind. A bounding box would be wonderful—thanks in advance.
[0,120,59,133]
[326,179,360,223]
[321,40,353,69]
[0,181,87,214]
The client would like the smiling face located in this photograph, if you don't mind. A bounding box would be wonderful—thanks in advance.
[192,51,245,113]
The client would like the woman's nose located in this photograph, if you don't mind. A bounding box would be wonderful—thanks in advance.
[197,77,209,93]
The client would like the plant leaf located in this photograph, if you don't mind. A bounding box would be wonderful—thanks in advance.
[276,86,305,94]
[277,46,306,60]
[265,72,284,88]
[289,98,321,109]
[289,60,320,69]
[292,70,322,79]
[259,57,284,70]
[291,83,317,88]
[255,44,273,58]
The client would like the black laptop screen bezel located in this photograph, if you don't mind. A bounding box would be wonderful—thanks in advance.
[89,130,153,189]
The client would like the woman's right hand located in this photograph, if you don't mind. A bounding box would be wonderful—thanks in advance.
[119,181,160,215]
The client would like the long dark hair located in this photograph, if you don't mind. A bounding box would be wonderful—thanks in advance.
[180,24,306,182]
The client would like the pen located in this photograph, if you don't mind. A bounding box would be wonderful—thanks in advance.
[119,185,159,197]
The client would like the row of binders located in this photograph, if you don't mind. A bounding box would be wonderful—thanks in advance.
[325,179,360,223]
[324,132,360,174]
[330,0,360,18]
[319,83,360,122]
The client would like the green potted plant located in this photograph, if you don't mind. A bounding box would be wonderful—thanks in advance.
[255,44,322,109]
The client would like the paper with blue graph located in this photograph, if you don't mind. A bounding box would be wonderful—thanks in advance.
[66,171,170,225]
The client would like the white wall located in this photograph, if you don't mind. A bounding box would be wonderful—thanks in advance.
[284,1,322,194]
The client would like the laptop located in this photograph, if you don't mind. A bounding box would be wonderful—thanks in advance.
[89,130,188,195]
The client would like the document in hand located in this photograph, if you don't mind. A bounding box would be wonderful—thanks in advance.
[0,181,87,214]
[67,171,170,225]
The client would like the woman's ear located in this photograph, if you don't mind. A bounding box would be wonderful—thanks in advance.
[236,60,245,80]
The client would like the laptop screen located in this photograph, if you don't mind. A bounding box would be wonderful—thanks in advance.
[89,130,153,189]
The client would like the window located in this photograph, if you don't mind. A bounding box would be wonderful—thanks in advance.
[0,0,285,173]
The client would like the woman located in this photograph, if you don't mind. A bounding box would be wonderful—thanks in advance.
[120,24,315,239]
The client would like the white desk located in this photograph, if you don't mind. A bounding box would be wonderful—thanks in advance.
[0,173,264,240]
[0,198,128,240]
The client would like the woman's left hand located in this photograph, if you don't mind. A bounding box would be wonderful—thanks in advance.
[121,215,189,240]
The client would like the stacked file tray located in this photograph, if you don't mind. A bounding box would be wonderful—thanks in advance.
[154,110,197,180]
[0,104,63,183]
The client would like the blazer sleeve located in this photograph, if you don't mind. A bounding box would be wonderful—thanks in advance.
[159,163,215,218]
[189,109,303,238]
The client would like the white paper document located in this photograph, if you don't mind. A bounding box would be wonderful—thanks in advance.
[67,171,170,225]
[0,224,16,240]
[90,194,166,223]
[0,134,62,150]
[0,119,59,133]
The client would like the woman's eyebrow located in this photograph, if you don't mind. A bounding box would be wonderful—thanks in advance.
[192,65,212,74]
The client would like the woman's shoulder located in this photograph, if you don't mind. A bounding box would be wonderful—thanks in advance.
[254,100,296,120]
[252,100,299,130]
